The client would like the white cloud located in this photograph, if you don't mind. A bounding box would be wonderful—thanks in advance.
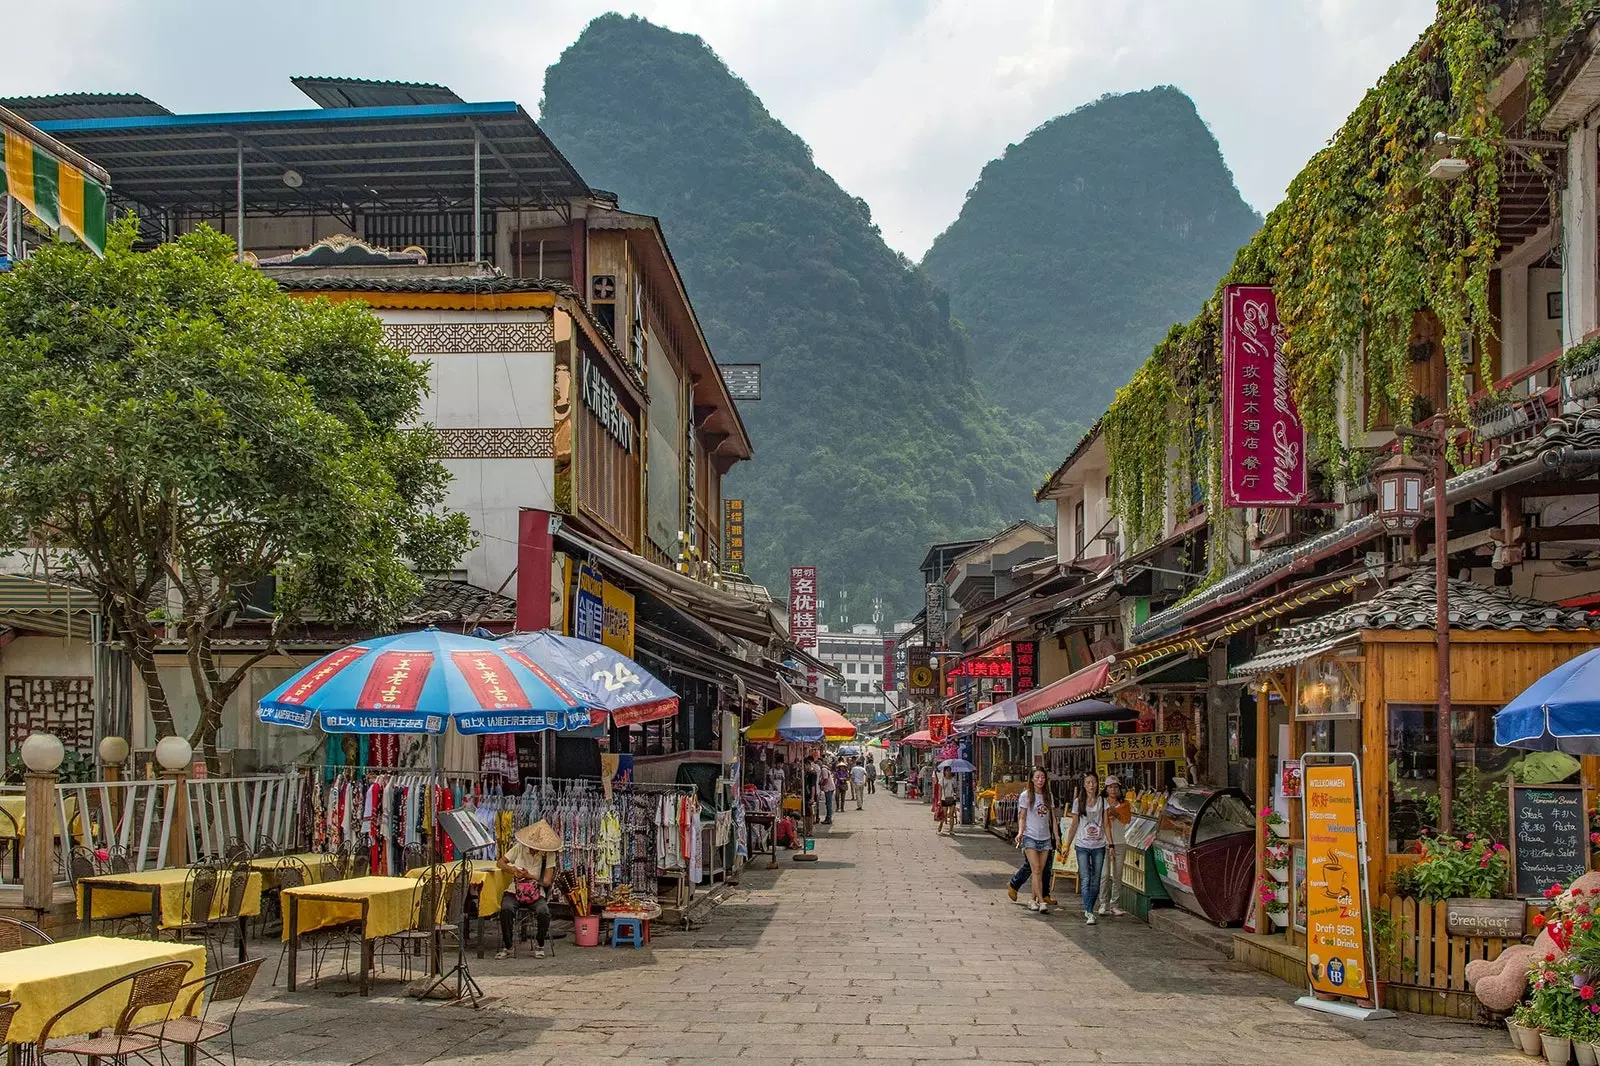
[1,0,1434,257]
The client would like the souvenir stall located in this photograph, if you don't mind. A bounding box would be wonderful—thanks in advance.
[1116,790,1172,919]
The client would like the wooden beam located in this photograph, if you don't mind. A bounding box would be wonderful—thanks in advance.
[1527,524,1600,543]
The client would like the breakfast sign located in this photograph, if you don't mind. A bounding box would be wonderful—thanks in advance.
[1301,757,1376,1008]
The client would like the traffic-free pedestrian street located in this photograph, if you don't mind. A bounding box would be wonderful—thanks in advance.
[226,793,1517,1066]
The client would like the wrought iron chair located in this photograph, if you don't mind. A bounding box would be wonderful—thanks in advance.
[203,858,255,967]
[0,807,20,884]
[223,839,252,863]
[345,848,371,878]
[35,959,191,1065]
[380,866,459,981]
[268,862,308,987]
[0,1000,19,1044]
[0,915,53,951]
[137,956,262,1066]
[105,845,133,874]
[67,845,101,883]
[168,864,220,957]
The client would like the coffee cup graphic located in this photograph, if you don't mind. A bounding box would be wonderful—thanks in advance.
[1324,861,1350,899]
[1309,953,1322,982]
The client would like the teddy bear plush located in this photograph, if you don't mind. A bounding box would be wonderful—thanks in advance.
[1465,870,1600,1012]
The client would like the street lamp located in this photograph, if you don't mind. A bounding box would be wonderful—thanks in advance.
[1375,434,1454,832]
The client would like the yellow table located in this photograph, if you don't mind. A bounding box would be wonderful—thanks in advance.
[406,860,512,919]
[280,875,420,995]
[0,794,80,840]
[77,867,263,948]
[0,935,205,1045]
[248,853,331,886]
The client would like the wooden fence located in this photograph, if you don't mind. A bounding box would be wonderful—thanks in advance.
[1375,891,1522,1017]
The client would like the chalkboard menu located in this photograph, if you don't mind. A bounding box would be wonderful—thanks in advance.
[1511,783,1590,898]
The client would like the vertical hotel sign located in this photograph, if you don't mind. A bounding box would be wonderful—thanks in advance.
[1301,757,1374,1005]
[924,583,946,648]
[1221,285,1307,507]
[723,499,745,573]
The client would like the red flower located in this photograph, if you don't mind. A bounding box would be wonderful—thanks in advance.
[1579,904,1591,916]
[1582,985,1594,1001]
[1535,914,1549,929]
[1547,953,1558,962]
[1583,921,1593,931]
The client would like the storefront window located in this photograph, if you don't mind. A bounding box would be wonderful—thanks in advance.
[1386,704,1522,852]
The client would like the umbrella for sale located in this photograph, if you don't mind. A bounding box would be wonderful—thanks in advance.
[257,627,586,734]
[1495,647,1600,754]
[495,630,678,727]
[939,758,976,773]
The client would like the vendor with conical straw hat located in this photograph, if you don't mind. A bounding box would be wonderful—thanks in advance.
[495,819,561,960]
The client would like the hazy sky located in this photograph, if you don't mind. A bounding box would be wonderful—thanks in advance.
[6,0,1434,259]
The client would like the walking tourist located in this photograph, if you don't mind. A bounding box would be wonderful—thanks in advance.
[495,819,561,959]
[1012,768,1058,914]
[833,760,849,808]
[865,758,878,795]
[850,760,867,809]
[1064,771,1109,925]
[1008,773,1054,905]
[937,765,958,835]
[803,755,821,832]
[820,756,837,823]
[1096,775,1132,917]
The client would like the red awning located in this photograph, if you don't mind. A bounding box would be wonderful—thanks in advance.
[1015,659,1113,718]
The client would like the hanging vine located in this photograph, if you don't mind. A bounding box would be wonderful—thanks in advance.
[1100,0,1591,549]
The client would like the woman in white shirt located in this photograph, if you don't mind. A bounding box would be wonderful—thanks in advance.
[1064,771,1108,925]
[1011,768,1058,914]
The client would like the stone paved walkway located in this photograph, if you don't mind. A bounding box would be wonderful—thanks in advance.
[229,791,1520,1065]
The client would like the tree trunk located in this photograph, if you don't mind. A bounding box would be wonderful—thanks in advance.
[128,642,177,742]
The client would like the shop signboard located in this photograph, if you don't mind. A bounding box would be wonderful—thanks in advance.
[928,714,953,743]
[601,581,635,658]
[723,499,745,573]
[574,563,605,644]
[924,582,946,648]
[1011,640,1037,693]
[577,351,635,453]
[1093,730,1184,780]
[1300,756,1375,1007]
[789,566,818,652]
[1510,783,1589,898]
[1221,284,1307,508]
[907,646,937,696]
[882,638,897,691]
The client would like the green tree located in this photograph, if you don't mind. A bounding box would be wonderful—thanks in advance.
[0,221,472,767]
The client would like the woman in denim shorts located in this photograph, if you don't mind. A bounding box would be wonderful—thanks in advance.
[1012,768,1059,914]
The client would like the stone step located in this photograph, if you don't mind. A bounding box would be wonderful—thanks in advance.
[1148,905,1238,958]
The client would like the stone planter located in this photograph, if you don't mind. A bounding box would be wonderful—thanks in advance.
[1574,1041,1597,1066]
[1543,1033,1572,1065]
[1514,1025,1545,1056]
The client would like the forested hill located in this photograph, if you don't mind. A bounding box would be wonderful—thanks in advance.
[922,87,1261,437]
[540,14,1047,614]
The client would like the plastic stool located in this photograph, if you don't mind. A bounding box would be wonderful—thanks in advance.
[610,916,644,948]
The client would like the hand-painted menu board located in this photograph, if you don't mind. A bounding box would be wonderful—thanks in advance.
[1511,783,1589,898]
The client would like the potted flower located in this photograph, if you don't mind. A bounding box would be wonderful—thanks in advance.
[1259,805,1288,840]
[1530,955,1582,1064]
[1511,1002,1543,1056]
[1265,843,1290,883]
[1257,873,1288,927]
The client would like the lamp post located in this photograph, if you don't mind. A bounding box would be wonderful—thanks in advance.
[1374,431,1453,833]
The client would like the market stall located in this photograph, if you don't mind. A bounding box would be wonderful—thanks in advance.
[1152,786,1256,926]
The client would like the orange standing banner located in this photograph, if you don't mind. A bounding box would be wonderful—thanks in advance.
[1301,760,1373,1004]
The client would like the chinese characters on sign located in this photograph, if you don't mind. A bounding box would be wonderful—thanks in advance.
[789,566,818,655]
[927,714,953,743]
[907,646,937,696]
[1302,761,1372,1003]
[1092,730,1184,780]
[882,639,897,692]
[924,583,946,648]
[1221,285,1307,507]
[601,582,635,658]
[723,499,744,573]
[1011,641,1037,693]
[574,564,605,644]
[577,352,634,453]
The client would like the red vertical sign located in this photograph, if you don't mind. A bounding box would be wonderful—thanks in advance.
[1011,641,1037,694]
[882,638,897,692]
[1222,285,1307,507]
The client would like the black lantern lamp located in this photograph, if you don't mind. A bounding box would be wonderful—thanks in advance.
[1375,452,1429,534]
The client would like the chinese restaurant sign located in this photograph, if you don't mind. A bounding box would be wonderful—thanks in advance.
[789,566,818,654]
[723,499,744,573]
[1011,641,1037,693]
[1093,730,1184,780]
[601,582,635,659]
[924,582,947,648]
[928,714,953,743]
[1221,285,1307,507]
[883,639,897,691]
[1302,761,1373,1003]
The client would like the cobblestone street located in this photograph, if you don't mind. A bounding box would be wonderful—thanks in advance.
[228,792,1520,1066]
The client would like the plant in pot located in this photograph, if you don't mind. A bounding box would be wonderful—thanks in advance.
[1367,910,1403,1009]
[1265,843,1290,882]
[1256,874,1288,927]
[1513,1002,1545,1057]
[1411,832,1510,902]
[1530,954,1583,1064]
[1259,805,1287,840]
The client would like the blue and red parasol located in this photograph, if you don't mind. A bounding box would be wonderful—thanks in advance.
[257,628,588,735]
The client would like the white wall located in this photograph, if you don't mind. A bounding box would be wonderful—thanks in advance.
[377,308,556,597]
[1529,267,1565,366]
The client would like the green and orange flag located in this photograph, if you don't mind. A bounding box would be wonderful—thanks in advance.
[1,123,108,256]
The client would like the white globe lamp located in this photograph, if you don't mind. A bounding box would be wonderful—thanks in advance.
[154,735,194,772]
[98,736,130,766]
[20,733,65,774]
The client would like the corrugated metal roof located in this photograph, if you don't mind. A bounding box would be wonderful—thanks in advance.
[33,99,592,212]
[0,92,170,122]
[1230,633,1357,678]
[291,77,463,110]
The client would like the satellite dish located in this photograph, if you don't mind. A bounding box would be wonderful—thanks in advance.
[282,169,304,189]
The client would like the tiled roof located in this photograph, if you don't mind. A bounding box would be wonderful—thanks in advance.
[1494,401,1600,468]
[403,578,516,625]
[1268,571,1598,646]
[274,274,578,298]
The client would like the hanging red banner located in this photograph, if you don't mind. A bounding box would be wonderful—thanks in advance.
[1221,285,1307,507]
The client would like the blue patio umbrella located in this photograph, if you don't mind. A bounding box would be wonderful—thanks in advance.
[1495,647,1600,754]
[938,758,976,774]
[257,627,587,735]
[495,631,678,727]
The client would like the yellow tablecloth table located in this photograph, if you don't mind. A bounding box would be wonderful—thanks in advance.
[77,867,263,932]
[0,935,205,1044]
[406,860,512,919]
[280,875,420,996]
[248,853,332,886]
[0,794,81,840]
